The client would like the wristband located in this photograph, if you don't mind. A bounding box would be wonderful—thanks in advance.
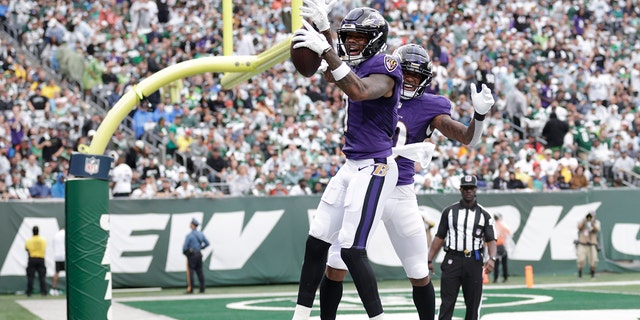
[331,62,351,81]
[474,112,485,121]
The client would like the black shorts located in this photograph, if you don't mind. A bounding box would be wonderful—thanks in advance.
[55,261,66,272]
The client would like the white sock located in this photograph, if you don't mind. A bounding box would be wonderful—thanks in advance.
[292,304,312,320]
[370,313,384,320]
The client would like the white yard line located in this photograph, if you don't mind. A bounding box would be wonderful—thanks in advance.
[15,299,178,320]
[115,280,640,302]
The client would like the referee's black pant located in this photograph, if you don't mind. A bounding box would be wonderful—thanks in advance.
[27,257,47,296]
[438,252,484,320]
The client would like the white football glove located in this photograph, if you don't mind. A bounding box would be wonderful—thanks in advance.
[300,0,337,32]
[469,83,494,116]
[292,19,331,57]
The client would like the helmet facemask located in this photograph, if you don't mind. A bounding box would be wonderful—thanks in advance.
[393,44,433,100]
[337,8,389,66]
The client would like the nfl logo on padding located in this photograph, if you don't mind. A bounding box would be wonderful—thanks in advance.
[85,157,100,175]
[69,152,112,180]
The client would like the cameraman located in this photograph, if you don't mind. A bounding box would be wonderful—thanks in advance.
[576,211,600,279]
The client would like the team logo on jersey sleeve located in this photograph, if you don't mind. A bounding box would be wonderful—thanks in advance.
[384,55,398,72]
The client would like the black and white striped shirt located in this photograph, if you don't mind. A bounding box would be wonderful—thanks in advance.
[435,200,496,253]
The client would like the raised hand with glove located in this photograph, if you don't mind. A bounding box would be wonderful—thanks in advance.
[469,82,494,121]
[467,82,495,146]
[300,0,337,32]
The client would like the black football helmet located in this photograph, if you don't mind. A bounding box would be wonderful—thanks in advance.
[393,44,433,99]
[337,7,389,66]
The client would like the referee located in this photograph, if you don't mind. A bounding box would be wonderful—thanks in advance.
[428,175,497,320]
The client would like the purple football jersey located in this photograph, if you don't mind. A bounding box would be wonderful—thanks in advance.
[394,93,452,185]
[341,54,403,160]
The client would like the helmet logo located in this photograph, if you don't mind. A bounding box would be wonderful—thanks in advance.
[362,12,384,26]
[384,55,398,72]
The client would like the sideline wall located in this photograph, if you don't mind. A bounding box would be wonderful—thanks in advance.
[1,190,638,293]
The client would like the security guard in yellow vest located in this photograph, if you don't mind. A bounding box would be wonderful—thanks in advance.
[25,226,47,296]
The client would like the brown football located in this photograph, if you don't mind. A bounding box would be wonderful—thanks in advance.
[290,26,322,77]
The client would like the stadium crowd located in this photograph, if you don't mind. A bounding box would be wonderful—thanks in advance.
[1,0,640,200]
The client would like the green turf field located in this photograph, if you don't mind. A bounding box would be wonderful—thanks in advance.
[3,273,640,320]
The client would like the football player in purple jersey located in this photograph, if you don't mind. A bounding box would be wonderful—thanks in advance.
[317,44,495,320]
[291,4,403,320]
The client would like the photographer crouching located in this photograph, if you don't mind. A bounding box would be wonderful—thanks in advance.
[576,211,600,279]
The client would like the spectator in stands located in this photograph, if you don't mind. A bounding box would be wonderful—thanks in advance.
[177,128,194,153]
[111,154,133,198]
[491,164,508,190]
[282,162,303,187]
[50,172,65,198]
[155,177,175,198]
[173,166,189,187]
[268,179,288,196]
[175,177,196,199]
[504,81,528,139]
[194,176,223,199]
[37,125,64,163]
[27,86,49,112]
[0,179,18,199]
[188,135,209,174]
[165,114,183,157]
[542,112,570,152]
[590,174,608,188]
[132,103,154,139]
[141,157,161,180]
[109,131,129,152]
[226,163,252,196]
[8,173,30,199]
[130,176,157,199]
[557,171,572,190]
[506,171,526,190]
[8,105,28,147]
[250,178,268,196]
[29,175,50,198]
[0,141,10,176]
[23,154,42,186]
[82,112,102,137]
[570,166,589,190]
[81,54,104,98]
[125,140,146,170]
[612,150,634,183]
[544,173,561,191]
[289,178,312,196]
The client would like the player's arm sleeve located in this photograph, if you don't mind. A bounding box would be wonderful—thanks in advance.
[468,117,485,147]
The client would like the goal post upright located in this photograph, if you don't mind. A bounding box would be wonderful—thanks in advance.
[219,0,302,89]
